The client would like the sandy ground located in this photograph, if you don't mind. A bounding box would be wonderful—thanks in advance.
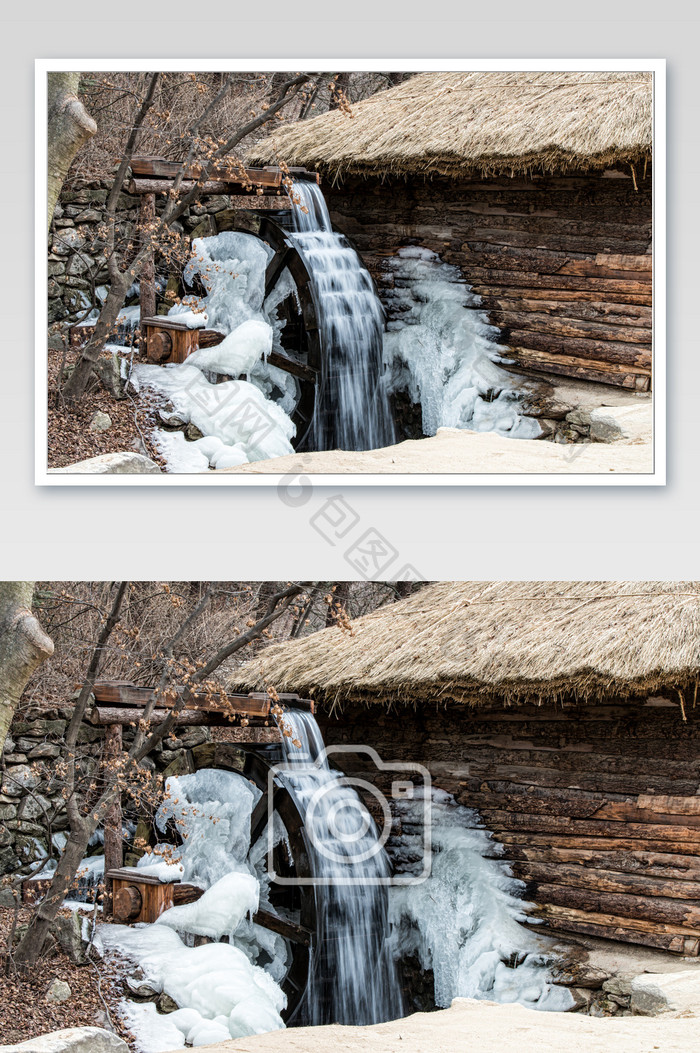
[173,997,698,1053]
[218,423,653,476]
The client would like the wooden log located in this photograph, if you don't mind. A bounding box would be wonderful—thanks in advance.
[498,832,700,857]
[506,844,700,881]
[529,884,700,928]
[530,910,700,956]
[460,745,700,779]
[559,254,651,277]
[464,229,651,257]
[461,788,621,819]
[103,723,123,915]
[130,159,293,185]
[637,794,700,817]
[489,311,651,345]
[591,801,700,829]
[139,193,157,329]
[512,861,700,900]
[481,298,652,325]
[529,902,700,939]
[464,267,652,294]
[467,763,699,797]
[172,883,205,906]
[506,348,650,389]
[482,809,700,844]
[478,286,652,307]
[504,329,651,367]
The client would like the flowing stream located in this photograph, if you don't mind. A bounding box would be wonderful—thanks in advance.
[289,182,396,453]
[277,708,404,1026]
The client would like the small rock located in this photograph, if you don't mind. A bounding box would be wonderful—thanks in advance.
[158,409,186,430]
[46,978,72,1003]
[89,410,112,433]
[184,423,204,442]
[551,963,610,990]
[603,975,634,998]
[124,975,161,1000]
[156,992,179,1014]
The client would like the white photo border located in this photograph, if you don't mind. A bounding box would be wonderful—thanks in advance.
[35,57,666,487]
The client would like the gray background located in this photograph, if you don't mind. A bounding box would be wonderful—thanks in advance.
[2,2,696,582]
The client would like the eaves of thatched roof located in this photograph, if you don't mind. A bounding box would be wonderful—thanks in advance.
[250,71,653,181]
[231,582,700,711]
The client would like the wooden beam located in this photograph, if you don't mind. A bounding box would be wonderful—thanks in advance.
[93,681,313,714]
[139,193,157,328]
[103,723,123,915]
[89,706,271,727]
[252,908,312,947]
[131,158,285,186]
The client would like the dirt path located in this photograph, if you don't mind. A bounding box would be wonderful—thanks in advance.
[174,997,698,1053]
[217,425,653,476]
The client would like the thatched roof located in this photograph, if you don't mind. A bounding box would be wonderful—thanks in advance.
[251,71,652,179]
[231,582,700,710]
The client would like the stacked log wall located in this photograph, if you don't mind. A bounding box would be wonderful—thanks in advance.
[317,696,700,955]
[325,170,653,390]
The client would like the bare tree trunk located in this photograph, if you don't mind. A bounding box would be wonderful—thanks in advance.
[0,583,54,750]
[12,818,91,967]
[47,73,97,233]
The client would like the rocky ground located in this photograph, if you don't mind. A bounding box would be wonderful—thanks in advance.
[47,348,166,472]
[0,907,133,1048]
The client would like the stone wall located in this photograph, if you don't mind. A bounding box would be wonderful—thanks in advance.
[0,701,212,887]
[48,180,239,327]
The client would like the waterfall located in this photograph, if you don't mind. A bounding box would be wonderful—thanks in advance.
[289,182,396,452]
[277,708,404,1026]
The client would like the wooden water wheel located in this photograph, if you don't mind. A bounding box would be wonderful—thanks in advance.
[152,742,316,1022]
[201,210,324,452]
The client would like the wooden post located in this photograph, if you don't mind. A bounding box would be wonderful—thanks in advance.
[103,723,123,914]
[139,192,157,336]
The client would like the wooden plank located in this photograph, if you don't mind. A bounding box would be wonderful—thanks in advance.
[528,903,700,938]
[467,763,700,797]
[465,267,652,295]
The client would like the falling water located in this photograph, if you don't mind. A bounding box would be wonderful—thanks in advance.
[289,182,396,452]
[276,708,404,1026]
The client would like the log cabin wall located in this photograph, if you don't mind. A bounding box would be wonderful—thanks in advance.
[324,170,653,391]
[316,695,700,956]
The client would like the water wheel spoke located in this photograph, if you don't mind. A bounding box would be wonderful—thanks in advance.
[264,246,294,299]
[266,350,318,384]
[250,785,274,844]
[252,908,313,947]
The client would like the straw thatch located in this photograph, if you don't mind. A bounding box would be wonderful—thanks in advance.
[251,71,652,179]
[231,582,700,710]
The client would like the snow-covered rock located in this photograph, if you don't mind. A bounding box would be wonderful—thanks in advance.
[48,453,162,475]
[0,1028,128,1053]
[629,970,700,1016]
